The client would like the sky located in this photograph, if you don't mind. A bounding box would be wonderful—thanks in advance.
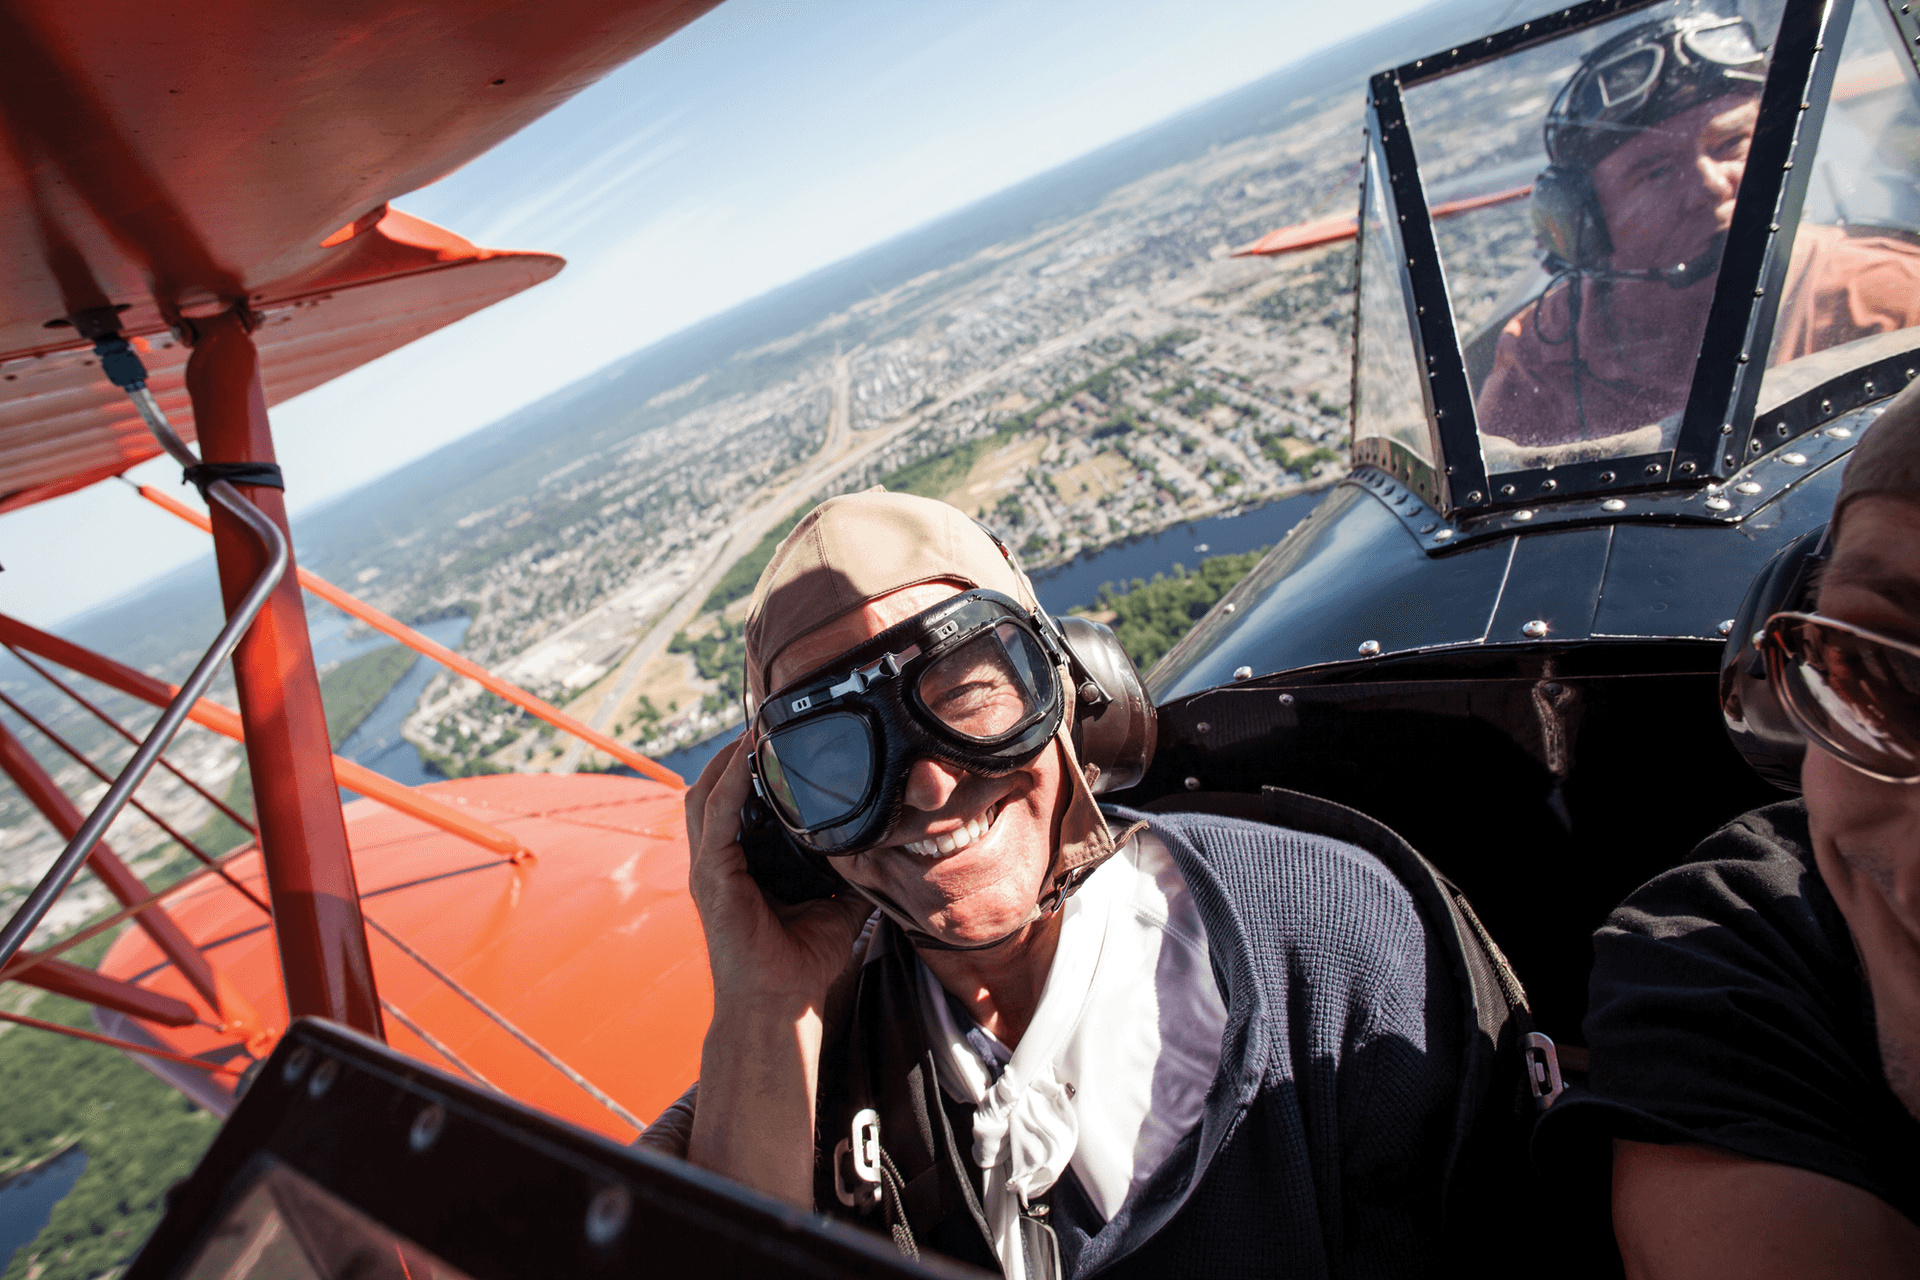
[0,0,1441,628]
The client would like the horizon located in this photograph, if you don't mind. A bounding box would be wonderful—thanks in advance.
[0,0,1457,629]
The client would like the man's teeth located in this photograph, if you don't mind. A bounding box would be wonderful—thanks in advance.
[904,804,998,858]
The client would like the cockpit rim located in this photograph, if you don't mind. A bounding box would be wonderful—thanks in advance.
[1353,0,1904,519]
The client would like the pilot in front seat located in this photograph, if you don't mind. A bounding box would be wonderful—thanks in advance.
[648,490,1471,1278]
[1478,9,1920,449]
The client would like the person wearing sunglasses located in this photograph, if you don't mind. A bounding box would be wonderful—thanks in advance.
[663,490,1465,1278]
[1479,9,1920,449]
[1534,383,1920,1276]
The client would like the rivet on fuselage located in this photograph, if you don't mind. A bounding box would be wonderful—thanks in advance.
[1522,620,1549,639]
[1232,666,1253,681]
[1602,498,1626,512]
[1358,640,1382,657]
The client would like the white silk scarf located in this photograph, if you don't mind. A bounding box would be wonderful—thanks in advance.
[919,831,1227,1280]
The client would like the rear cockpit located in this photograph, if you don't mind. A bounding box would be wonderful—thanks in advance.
[1134,0,1920,1045]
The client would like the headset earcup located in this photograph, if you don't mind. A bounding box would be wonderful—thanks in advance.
[1530,165,1610,268]
[1720,525,1828,793]
[1058,616,1157,793]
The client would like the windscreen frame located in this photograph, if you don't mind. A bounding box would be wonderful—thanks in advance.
[1369,0,1849,520]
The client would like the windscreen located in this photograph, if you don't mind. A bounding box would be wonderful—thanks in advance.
[1401,1,1786,476]
[1352,136,1438,478]
[179,1159,474,1280]
[1757,5,1920,411]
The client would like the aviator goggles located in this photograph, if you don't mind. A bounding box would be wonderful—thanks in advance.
[747,589,1070,854]
[1545,13,1766,165]
[1762,612,1920,784]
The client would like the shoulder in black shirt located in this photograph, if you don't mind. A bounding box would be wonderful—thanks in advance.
[1535,799,1920,1226]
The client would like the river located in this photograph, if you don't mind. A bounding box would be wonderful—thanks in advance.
[300,612,472,790]
[0,1145,86,1271]
[649,487,1331,782]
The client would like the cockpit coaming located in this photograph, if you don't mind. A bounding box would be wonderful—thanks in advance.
[1128,0,1920,1044]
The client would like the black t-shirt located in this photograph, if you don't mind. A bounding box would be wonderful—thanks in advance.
[1535,799,1920,1226]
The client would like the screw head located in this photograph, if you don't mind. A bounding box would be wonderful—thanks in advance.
[1736,481,1762,494]
[1646,462,1663,475]
[1184,776,1201,791]
[1513,509,1534,521]
[1222,601,1236,614]
[410,1104,446,1154]
[1499,483,1516,496]
[1357,639,1382,657]
[585,1185,631,1248]
[1278,693,1294,706]
[1433,528,1454,541]
[1466,491,1483,504]
[1598,470,1616,483]
[1706,497,1731,512]
[1717,619,1735,635]
[1781,452,1807,466]
[1826,426,1853,439]
[283,1046,314,1085]
[1602,498,1626,512]
[308,1059,339,1100]
[1522,620,1549,639]
[1195,721,1211,733]
[1232,666,1253,682]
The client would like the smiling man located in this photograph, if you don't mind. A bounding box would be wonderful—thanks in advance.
[670,489,1464,1278]
[1536,383,1920,1277]
[1479,9,1920,448]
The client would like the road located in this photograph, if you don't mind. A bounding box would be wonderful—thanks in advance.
[556,300,1146,773]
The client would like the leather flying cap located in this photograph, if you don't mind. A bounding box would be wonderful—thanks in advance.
[744,488,1123,918]
[745,488,1029,704]
[1835,378,1920,533]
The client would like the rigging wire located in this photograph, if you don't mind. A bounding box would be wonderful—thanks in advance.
[379,997,499,1093]
[359,913,646,1132]
[0,1007,242,1077]
[5,642,258,837]
[0,689,271,916]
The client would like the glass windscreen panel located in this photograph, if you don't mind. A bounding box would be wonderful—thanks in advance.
[181,1159,476,1280]
[1757,5,1920,408]
[1352,137,1438,476]
[1402,1,1785,475]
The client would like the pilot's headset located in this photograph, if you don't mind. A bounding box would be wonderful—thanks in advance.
[1531,10,1768,277]
[1720,525,1829,791]
[973,520,1157,794]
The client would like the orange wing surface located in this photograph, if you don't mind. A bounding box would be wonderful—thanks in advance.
[92,774,707,1141]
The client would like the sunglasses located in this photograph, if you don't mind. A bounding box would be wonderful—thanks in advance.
[1762,612,1920,784]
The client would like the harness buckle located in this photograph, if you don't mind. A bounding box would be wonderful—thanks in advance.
[833,1108,883,1208]
[1524,1031,1566,1109]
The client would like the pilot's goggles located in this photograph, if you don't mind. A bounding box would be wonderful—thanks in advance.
[747,589,1067,854]
[1547,14,1765,160]
[1763,612,1920,784]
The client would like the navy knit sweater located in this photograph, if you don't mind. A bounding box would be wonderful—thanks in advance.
[1037,806,1461,1278]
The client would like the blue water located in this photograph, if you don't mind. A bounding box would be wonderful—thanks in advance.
[333,616,471,791]
[649,490,1332,782]
[0,1145,86,1270]
[1025,489,1326,616]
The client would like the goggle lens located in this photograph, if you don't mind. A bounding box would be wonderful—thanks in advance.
[1766,614,1920,783]
[760,710,875,831]
[917,621,1051,740]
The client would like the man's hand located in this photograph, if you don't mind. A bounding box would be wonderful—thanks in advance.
[686,737,870,1003]
[683,738,870,1207]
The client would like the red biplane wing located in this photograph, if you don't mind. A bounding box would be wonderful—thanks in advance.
[0,0,720,511]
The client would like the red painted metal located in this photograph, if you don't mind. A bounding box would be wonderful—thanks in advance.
[6,951,197,1026]
[0,612,531,859]
[0,718,222,1011]
[4,643,256,835]
[0,0,722,514]
[0,1008,243,1077]
[1233,184,1536,258]
[187,311,385,1040]
[136,483,687,788]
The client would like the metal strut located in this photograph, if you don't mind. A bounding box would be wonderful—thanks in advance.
[0,312,289,972]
